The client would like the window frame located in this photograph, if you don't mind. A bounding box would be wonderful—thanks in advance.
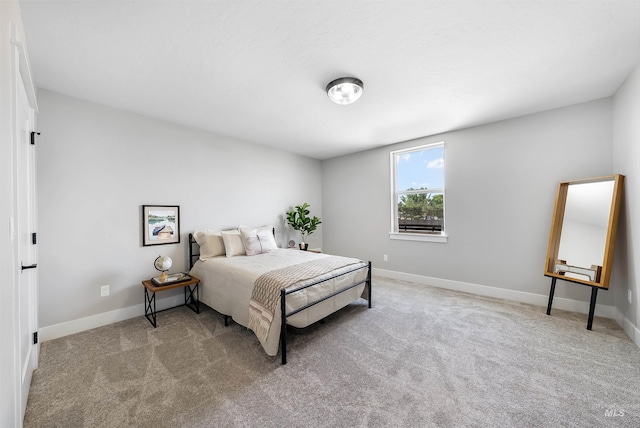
[389,142,447,243]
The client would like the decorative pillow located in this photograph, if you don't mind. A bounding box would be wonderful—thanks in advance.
[221,229,246,257]
[240,226,278,256]
[193,229,225,260]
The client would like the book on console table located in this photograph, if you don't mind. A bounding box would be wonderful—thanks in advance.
[152,272,191,286]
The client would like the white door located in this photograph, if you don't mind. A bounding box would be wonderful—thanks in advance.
[15,63,38,418]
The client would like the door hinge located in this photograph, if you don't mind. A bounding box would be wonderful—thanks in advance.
[32,232,37,245]
[30,131,40,145]
[33,332,38,345]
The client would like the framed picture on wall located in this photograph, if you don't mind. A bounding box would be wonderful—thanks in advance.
[142,205,180,246]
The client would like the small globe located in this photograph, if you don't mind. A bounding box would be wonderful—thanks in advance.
[154,256,172,272]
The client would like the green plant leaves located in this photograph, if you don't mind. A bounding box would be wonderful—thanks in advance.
[286,203,321,241]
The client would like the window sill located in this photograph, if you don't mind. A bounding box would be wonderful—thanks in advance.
[389,232,448,243]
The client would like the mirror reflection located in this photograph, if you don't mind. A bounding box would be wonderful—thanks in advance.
[556,180,614,282]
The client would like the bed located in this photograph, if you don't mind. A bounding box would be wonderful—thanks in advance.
[188,228,371,364]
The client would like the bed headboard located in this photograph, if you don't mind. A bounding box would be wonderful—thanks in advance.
[188,233,199,269]
[188,227,276,269]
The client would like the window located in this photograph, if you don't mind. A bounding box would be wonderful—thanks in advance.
[390,142,446,243]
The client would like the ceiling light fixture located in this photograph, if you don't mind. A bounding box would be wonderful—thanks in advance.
[326,77,364,105]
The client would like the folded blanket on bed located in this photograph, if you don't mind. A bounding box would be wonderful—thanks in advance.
[248,256,363,344]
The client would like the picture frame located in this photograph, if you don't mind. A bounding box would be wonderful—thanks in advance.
[142,205,180,246]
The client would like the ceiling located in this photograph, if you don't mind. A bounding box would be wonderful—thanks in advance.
[19,0,640,160]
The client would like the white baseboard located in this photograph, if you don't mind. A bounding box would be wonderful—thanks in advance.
[374,268,640,348]
[620,310,640,346]
[39,294,184,342]
[373,267,620,318]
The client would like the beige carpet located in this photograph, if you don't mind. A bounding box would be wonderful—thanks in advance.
[24,276,640,427]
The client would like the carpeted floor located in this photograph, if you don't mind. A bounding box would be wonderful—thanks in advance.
[24,276,640,427]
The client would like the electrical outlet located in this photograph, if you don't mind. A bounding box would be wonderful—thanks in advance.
[101,285,110,297]
[383,254,388,262]
[629,289,633,304]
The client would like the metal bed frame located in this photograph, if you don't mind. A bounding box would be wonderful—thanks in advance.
[187,231,372,364]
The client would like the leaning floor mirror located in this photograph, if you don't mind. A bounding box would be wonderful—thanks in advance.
[544,174,624,330]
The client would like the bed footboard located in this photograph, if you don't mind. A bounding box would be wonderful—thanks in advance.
[279,260,372,365]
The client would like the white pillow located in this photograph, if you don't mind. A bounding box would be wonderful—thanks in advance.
[240,226,278,256]
[193,229,225,260]
[221,229,246,257]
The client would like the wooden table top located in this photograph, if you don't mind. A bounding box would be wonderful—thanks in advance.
[142,275,200,293]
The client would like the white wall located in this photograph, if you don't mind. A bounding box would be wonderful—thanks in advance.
[322,99,616,309]
[612,63,640,343]
[36,90,323,337]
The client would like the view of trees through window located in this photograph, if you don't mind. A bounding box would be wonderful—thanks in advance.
[398,190,443,219]
[392,143,444,234]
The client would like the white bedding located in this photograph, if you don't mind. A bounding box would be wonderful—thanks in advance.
[189,249,369,356]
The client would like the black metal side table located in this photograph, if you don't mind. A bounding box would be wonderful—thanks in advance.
[141,275,200,327]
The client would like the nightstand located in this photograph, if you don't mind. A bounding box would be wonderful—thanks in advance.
[141,275,200,327]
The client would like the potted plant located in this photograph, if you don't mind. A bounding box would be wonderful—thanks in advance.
[286,203,321,250]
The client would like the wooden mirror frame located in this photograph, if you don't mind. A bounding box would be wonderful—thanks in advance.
[544,174,624,289]
[544,174,624,330]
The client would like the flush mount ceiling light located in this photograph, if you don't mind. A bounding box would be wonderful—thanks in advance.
[326,77,364,105]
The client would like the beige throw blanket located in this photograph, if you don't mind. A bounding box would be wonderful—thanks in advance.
[248,256,363,344]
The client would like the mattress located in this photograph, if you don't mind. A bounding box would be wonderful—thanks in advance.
[189,249,369,356]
